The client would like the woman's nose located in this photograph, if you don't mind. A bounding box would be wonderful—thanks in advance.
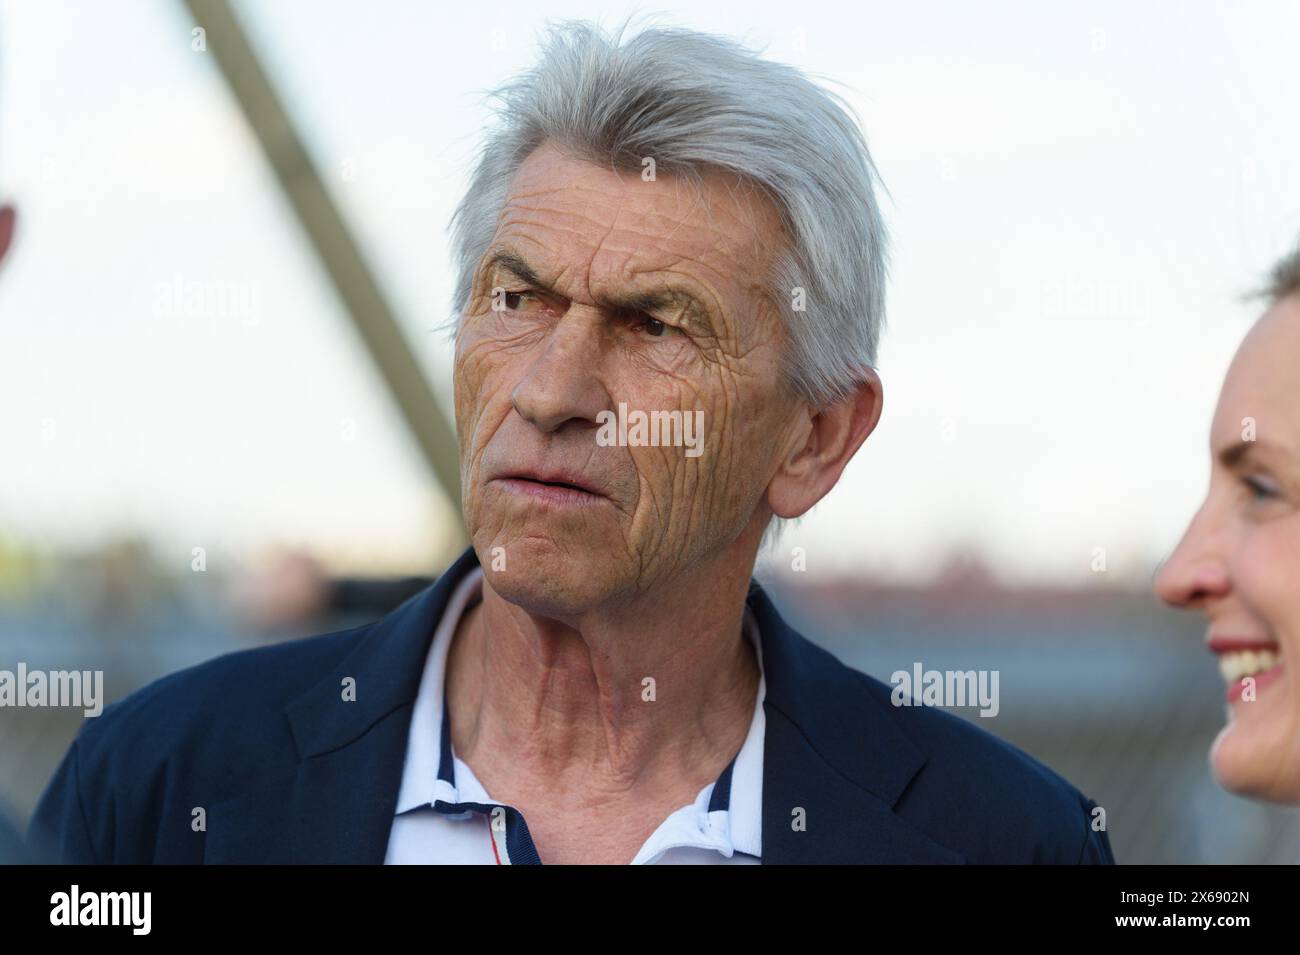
[1154,509,1231,608]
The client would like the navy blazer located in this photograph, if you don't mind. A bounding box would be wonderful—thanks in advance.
[28,547,1115,864]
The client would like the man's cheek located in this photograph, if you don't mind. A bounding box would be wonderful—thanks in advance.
[452,375,477,450]
[691,388,741,485]
[452,351,487,440]
[626,447,676,515]
[456,347,515,440]
[656,442,715,528]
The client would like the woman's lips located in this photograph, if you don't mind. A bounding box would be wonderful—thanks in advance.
[1208,637,1285,704]
[1223,660,1284,704]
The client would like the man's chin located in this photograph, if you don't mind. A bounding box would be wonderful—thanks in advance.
[474,535,623,620]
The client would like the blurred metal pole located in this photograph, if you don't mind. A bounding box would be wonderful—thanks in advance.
[182,0,465,545]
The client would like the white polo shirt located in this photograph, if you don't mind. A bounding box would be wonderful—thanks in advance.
[383,565,764,864]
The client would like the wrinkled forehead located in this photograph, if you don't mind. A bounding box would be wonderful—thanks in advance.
[492,143,786,298]
[1213,297,1300,450]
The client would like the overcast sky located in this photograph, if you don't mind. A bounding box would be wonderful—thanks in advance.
[1,0,1298,584]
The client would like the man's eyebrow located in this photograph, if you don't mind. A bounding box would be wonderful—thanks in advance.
[484,250,544,289]
[483,247,718,332]
[608,289,714,329]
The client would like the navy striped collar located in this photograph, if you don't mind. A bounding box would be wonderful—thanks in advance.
[390,561,764,863]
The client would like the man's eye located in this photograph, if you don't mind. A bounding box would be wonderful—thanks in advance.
[631,314,670,337]
[503,290,528,310]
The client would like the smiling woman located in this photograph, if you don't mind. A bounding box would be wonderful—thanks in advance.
[1155,236,1300,805]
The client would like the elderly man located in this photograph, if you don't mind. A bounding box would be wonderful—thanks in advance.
[29,22,1113,864]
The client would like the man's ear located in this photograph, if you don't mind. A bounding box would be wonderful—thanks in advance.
[767,367,883,519]
[0,205,15,268]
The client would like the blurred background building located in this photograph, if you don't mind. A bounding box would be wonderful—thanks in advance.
[2,0,1300,861]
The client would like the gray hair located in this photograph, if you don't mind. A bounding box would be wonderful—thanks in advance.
[448,19,889,406]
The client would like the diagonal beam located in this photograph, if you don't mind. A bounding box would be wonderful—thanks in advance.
[182,0,464,542]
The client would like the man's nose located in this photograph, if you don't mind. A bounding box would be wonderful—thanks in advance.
[511,310,609,434]
[1154,504,1231,609]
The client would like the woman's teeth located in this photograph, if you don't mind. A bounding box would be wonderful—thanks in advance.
[1219,648,1282,683]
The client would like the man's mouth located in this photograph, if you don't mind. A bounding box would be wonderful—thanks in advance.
[493,469,609,506]
[1208,637,1285,703]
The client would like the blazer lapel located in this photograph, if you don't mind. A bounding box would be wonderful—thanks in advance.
[204,549,482,863]
[750,582,965,864]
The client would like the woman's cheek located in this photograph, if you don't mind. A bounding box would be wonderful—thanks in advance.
[1235,521,1300,648]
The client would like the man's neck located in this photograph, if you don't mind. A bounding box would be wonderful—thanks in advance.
[444,549,761,816]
